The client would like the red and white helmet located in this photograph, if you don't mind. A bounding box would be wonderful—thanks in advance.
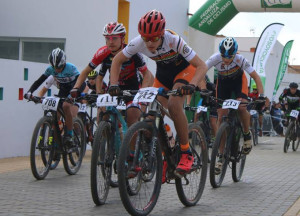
[138,10,166,37]
[103,22,126,37]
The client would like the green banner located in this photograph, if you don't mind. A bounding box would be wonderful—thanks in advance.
[272,40,294,99]
[189,0,239,36]
[261,0,292,8]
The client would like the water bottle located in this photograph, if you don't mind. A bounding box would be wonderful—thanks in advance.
[165,124,175,148]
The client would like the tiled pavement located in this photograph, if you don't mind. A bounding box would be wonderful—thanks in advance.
[0,137,300,216]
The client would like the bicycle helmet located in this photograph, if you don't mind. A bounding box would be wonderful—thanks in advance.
[252,83,257,89]
[88,70,98,79]
[138,10,166,37]
[103,22,126,37]
[219,37,238,58]
[48,48,66,69]
[289,82,298,89]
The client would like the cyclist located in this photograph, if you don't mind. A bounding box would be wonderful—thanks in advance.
[279,82,300,125]
[248,83,270,136]
[108,10,208,175]
[24,48,86,145]
[205,37,265,173]
[37,75,58,97]
[70,22,154,128]
[86,70,107,94]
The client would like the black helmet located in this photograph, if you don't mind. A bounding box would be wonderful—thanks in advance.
[289,82,298,89]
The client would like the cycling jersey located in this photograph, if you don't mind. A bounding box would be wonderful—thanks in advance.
[279,88,300,110]
[206,53,254,100]
[89,45,147,90]
[123,30,196,89]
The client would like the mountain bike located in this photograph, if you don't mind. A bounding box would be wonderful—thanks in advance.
[117,87,208,216]
[28,96,86,180]
[283,108,300,153]
[210,98,260,188]
[77,100,98,146]
[90,92,134,205]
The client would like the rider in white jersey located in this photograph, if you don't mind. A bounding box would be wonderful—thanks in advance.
[108,10,208,179]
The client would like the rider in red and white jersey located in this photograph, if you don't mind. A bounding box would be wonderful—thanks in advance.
[108,10,208,177]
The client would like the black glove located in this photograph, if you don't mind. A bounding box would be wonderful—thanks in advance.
[179,84,195,95]
[108,85,121,96]
[257,96,266,104]
[24,92,32,100]
[70,88,79,99]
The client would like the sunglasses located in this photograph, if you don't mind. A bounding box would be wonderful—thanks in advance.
[105,35,122,41]
[141,36,160,42]
[221,54,235,59]
[88,77,96,80]
[52,65,64,70]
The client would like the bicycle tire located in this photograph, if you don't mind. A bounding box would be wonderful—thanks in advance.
[89,117,98,146]
[293,139,300,151]
[118,121,162,216]
[232,127,246,182]
[197,121,212,162]
[90,121,112,205]
[30,116,54,180]
[252,118,258,146]
[175,123,208,206]
[284,122,295,153]
[210,122,230,188]
[63,117,86,175]
[50,152,60,170]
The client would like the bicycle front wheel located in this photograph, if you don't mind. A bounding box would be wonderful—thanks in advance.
[210,122,230,188]
[251,118,258,146]
[118,121,162,216]
[284,122,295,153]
[293,139,300,151]
[232,127,246,182]
[30,116,54,180]
[175,123,208,206]
[63,117,86,175]
[90,121,112,205]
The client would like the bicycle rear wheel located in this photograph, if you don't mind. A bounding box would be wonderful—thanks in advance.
[30,116,54,180]
[198,121,212,162]
[210,122,230,188]
[251,118,258,146]
[118,121,162,216]
[284,122,295,153]
[63,117,86,175]
[175,123,207,206]
[293,139,300,151]
[90,121,112,205]
[232,127,246,182]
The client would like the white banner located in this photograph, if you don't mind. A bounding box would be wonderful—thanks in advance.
[251,23,283,88]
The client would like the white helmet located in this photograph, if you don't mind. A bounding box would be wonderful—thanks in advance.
[103,22,126,36]
[48,48,66,69]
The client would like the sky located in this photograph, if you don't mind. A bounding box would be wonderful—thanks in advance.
[189,0,300,65]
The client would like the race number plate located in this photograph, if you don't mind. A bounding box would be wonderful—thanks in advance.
[197,106,207,113]
[222,99,241,110]
[133,87,158,103]
[78,103,87,113]
[250,110,257,115]
[97,94,118,107]
[290,110,299,118]
[116,99,126,110]
[42,97,60,111]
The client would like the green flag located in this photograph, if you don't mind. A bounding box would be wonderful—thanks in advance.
[272,40,294,101]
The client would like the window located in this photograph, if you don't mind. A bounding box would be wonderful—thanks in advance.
[22,41,65,63]
[0,37,65,63]
[0,39,19,60]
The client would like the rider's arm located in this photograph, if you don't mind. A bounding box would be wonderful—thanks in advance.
[37,87,48,97]
[249,71,264,95]
[188,55,208,87]
[96,75,104,94]
[110,52,129,85]
[73,65,93,89]
[141,69,154,88]
[28,74,48,93]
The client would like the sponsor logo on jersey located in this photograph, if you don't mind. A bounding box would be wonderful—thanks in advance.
[182,44,190,55]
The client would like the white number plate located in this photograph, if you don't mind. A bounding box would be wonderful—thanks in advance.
[133,87,158,103]
[97,94,118,107]
[42,97,60,111]
[78,103,87,113]
[250,110,257,115]
[222,99,241,110]
[290,110,299,118]
[116,99,126,110]
[197,106,207,113]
